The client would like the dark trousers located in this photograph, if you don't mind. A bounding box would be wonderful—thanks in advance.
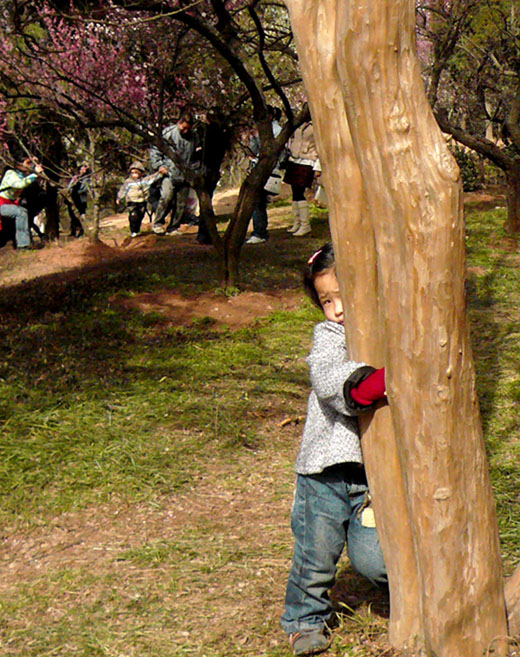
[128,202,147,234]
[0,213,16,248]
[251,190,269,240]
[291,184,307,202]
[64,198,84,237]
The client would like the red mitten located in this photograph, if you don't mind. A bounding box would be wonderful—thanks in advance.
[351,368,386,406]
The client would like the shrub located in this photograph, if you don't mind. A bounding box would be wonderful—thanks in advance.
[450,145,483,192]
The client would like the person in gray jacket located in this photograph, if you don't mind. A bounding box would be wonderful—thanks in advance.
[149,111,197,235]
[281,243,388,656]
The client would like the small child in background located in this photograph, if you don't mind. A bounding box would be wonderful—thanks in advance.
[281,242,388,656]
[117,161,168,237]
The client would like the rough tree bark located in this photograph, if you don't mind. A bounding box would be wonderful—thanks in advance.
[506,567,520,638]
[87,129,103,242]
[285,1,511,655]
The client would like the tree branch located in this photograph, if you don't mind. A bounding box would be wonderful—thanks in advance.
[434,108,513,170]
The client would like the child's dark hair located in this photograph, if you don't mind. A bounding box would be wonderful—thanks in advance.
[303,242,336,309]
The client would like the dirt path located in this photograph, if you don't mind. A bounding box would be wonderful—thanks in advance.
[0,188,306,329]
[0,186,293,288]
[0,185,506,291]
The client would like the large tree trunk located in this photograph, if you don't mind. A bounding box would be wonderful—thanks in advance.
[337,2,508,655]
[505,160,520,234]
[286,1,509,655]
[283,0,421,651]
[505,567,520,638]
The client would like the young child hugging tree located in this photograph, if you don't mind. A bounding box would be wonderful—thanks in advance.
[117,161,168,237]
[281,242,388,656]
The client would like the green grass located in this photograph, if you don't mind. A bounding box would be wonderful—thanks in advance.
[0,293,316,522]
[0,216,331,527]
[465,206,520,571]
[2,201,520,655]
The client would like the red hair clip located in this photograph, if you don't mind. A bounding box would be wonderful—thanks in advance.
[308,249,323,265]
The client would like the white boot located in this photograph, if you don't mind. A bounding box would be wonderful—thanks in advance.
[287,201,301,233]
[293,201,311,236]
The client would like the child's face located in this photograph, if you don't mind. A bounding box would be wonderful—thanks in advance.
[314,268,344,325]
[130,168,143,179]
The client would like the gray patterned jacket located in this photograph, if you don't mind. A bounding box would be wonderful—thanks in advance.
[295,320,368,475]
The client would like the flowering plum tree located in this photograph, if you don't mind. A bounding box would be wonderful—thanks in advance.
[0,3,189,237]
[0,1,308,284]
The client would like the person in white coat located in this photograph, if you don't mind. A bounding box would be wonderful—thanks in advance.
[283,122,319,237]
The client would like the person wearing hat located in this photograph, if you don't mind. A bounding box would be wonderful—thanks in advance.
[117,161,168,237]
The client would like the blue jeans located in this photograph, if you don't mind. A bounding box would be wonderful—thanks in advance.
[0,203,30,248]
[281,464,387,635]
[250,191,269,240]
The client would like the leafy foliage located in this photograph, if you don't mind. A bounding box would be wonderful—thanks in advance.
[417,0,520,228]
[450,144,482,191]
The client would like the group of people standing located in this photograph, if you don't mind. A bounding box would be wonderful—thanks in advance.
[117,109,230,244]
[0,107,322,250]
[116,106,321,246]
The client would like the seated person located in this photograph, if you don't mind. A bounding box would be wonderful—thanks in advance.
[0,154,44,249]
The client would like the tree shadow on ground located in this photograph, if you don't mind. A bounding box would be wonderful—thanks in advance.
[332,566,390,620]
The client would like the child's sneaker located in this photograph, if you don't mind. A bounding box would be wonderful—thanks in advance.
[289,628,332,655]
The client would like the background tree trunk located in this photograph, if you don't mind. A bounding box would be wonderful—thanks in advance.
[286,1,509,655]
[505,162,520,234]
[44,185,60,240]
[87,130,102,242]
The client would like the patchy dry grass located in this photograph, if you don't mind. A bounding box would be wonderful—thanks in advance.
[0,430,298,656]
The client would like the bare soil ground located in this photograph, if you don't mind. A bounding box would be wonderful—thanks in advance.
[0,187,303,327]
[0,185,507,292]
